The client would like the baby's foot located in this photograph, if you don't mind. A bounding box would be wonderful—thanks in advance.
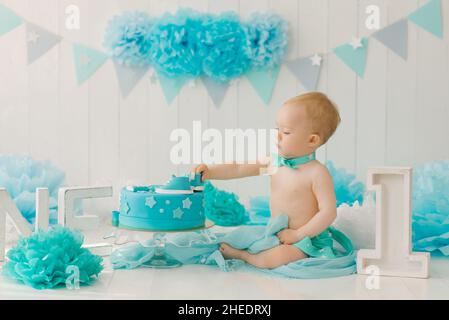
[220,243,246,260]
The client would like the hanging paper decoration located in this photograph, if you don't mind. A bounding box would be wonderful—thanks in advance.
[26,22,62,65]
[201,76,230,108]
[333,37,369,78]
[408,0,443,39]
[202,12,251,82]
[243,12,289,70]
[113,61,149,98]
[0,1,447,106]
[286,54,323,92]
[73,43,109,85]
[246,65,281,105]
[149,9,211,79]
[156,72,189,105]
[372,19,408,60]
[103,11,153,67]
[0,4,22,36]
[104,9,288,83]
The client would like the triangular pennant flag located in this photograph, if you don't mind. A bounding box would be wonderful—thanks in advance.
[246,65,281,105]
[332,37,369,78]
[113,61,149,98]
[201,76,230,108]
[286,55,322,91]
[73,43,109,85]
[157,72,189,105]
[408,0,443,39]
[373,19,408,60]
[26,22,62,65]
[0,4,22,36]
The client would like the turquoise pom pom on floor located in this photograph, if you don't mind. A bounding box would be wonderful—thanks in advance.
[3,226,103,290]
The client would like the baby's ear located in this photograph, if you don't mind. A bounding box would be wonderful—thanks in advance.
[309,134,321,147]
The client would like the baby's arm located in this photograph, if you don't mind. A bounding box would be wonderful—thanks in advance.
[296,166,337,239]
[193,156,272,181]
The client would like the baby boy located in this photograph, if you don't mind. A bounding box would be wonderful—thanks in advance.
[192,92,341,269]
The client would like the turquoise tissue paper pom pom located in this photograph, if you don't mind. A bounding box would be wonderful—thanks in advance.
[150,9,207,78]
[0,154,65,224]
[326,161,365,207]
[104,11,153,67]
[202,12,251,82]
[412,160,449,255]
[244,12,289,70]
[203,181,249,226]
[3,226,103,290]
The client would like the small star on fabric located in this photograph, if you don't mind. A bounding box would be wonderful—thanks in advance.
[310,53,322,66]
[350,37,363,50]
[173,207,184,219]
[145,196,157,208]
[27,30,40,44]
[165,200,171,205]
[182,197,192,209]
[159,208,164,214]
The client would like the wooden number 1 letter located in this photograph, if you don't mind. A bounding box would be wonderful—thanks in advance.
[357,167,430,278]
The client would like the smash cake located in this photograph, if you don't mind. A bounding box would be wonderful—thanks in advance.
[113,173,207,231]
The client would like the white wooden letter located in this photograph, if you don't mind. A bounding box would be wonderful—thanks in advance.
[36,188,50,232]
[0,188,32,262]
[357,167,430,278]
[58,186,112,230]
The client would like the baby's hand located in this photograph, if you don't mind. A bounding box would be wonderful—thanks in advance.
[276,229,301,245]
[191,163,211,182]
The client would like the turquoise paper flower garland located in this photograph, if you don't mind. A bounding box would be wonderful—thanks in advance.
[104,9,289,83]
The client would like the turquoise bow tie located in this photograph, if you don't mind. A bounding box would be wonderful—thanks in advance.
[272,152,316,169]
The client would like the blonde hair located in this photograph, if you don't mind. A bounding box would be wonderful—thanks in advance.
[286,92,341,145]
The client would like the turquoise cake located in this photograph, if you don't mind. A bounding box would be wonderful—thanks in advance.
[117,185,206,231]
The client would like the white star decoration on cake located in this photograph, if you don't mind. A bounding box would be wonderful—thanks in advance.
[310,53,322,66]
[145,196,157,208]
[165,200,170,205]
[350,37,363,50]
[27,30,40,44]
[182,197,192,209]
[173,207,184,219]
[159,208,164,214]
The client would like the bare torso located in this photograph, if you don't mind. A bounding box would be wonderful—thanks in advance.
[269,160,320,230]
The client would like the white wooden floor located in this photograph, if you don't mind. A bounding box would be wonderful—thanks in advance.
[1,225,449,300]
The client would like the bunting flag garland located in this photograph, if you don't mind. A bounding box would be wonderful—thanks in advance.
[72,43,109,85]
[113,61,149,98]
[26,22,62,65]
[286,54,323,91]
[246,65,281,105]
[0,0,445,105]
[157,73,189,106]
[333,37,369,78]
[201,76,231,108]
[408,0,443,39]
[0,4,22,36]
[372,19,408,60]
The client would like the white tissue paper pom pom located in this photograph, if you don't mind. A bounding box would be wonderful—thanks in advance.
[334,193,376,250]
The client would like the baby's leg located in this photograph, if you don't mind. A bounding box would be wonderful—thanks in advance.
[220,243,307,269]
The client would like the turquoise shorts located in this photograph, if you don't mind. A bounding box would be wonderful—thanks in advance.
[293,227,339,259]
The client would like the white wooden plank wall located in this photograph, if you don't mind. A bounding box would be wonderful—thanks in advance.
[0,0,448,215]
